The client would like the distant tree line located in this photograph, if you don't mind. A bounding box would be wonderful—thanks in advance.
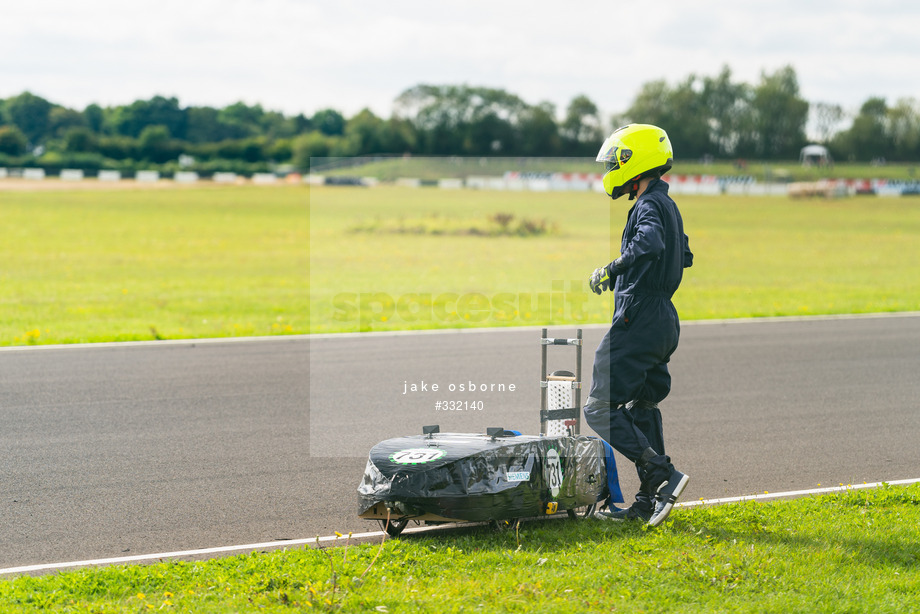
[1,65,918,176]
[624,65,920,163]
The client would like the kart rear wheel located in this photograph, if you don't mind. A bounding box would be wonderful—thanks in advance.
[567,503,597,519]
[379,517,409,537]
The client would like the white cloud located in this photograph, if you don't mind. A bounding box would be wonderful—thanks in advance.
[1,0,917,120]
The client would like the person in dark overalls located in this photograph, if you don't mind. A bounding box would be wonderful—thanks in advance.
[584,124,693,527]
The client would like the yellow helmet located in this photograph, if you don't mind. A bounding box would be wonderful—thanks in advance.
[596,124,673,199]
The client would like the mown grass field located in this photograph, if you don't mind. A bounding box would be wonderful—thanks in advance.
[2,484,918,612]
[4,183,919,344]
[317,155,920,182]
[1,185,308,345]
[311,185,920,333]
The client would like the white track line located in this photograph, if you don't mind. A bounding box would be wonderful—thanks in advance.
[301,311,920,340]
[0,532,383,576]
[0,334,310,353]
[674,477,920,507]
[3,312,920,350]
[3,477,918,576]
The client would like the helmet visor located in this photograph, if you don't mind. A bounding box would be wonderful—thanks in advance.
[596,134,618,164]
[596,134,632,171]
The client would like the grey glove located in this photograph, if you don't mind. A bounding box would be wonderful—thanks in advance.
[589,264,613,295]
[589,259,625,295]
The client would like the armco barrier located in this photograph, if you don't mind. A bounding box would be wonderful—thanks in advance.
[60,169,84,181]
[389,173,795,196]
[874,180,920,196]
[213,172,238,183]
[324,176,365,186]
[467,176,508,190]
[252,173,277,184]
[2,168,914,195]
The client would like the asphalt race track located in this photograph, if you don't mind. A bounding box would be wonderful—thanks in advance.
[3,314,920,571]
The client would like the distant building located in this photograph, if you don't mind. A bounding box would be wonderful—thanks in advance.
[800,144,832,167]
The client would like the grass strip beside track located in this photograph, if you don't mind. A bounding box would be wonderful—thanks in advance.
[1,185,308,345]
[310,186,920,333]
[320,156,920,182]
[2,483,918,612]
[4,184,920,344]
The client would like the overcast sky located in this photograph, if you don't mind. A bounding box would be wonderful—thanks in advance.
[2,0,917,123]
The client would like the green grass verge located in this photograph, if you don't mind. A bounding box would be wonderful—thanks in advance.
[3,484,918,612]
[5,184,920,344]
[1,185,308,346]
[319,156,920,182]
[310,186,920,333]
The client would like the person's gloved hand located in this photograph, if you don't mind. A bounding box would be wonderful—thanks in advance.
[589,264,613,295]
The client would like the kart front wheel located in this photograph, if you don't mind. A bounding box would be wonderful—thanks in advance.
[567,504,597,519]
[379,517,409,537]
[490,518,520,532]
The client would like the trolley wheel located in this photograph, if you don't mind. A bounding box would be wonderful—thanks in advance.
[490,518,520,532]
[567,503,597,520]
[378,517,409,537]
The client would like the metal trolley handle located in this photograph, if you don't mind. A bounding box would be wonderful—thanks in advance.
[539,328,583,437]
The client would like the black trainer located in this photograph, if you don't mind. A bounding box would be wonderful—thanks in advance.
[594,504,652,523]
[648,469,689,527]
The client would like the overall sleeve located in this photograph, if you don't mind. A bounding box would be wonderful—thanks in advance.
[614,201,665,271]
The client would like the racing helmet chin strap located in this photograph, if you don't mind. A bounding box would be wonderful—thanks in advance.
[628,170,664,200]
[627,177,641,200]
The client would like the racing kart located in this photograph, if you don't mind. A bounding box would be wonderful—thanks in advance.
[357,329,623,536]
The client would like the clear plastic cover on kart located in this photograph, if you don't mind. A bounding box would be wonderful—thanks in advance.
[356,329,623,535]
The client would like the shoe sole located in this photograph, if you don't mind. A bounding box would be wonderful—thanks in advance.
[593,510,651,523]
[648,473,690,528]
[593,510,632,522]
[593,512,625,521]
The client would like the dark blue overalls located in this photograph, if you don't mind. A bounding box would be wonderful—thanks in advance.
[584,179,693,485]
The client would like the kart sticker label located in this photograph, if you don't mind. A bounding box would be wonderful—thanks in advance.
[506,471,531,482]
[544,448,563,498]
[389,448,446,465]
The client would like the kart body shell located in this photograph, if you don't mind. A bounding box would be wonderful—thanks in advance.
[358,430,616,530]
[357,330,622,535]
